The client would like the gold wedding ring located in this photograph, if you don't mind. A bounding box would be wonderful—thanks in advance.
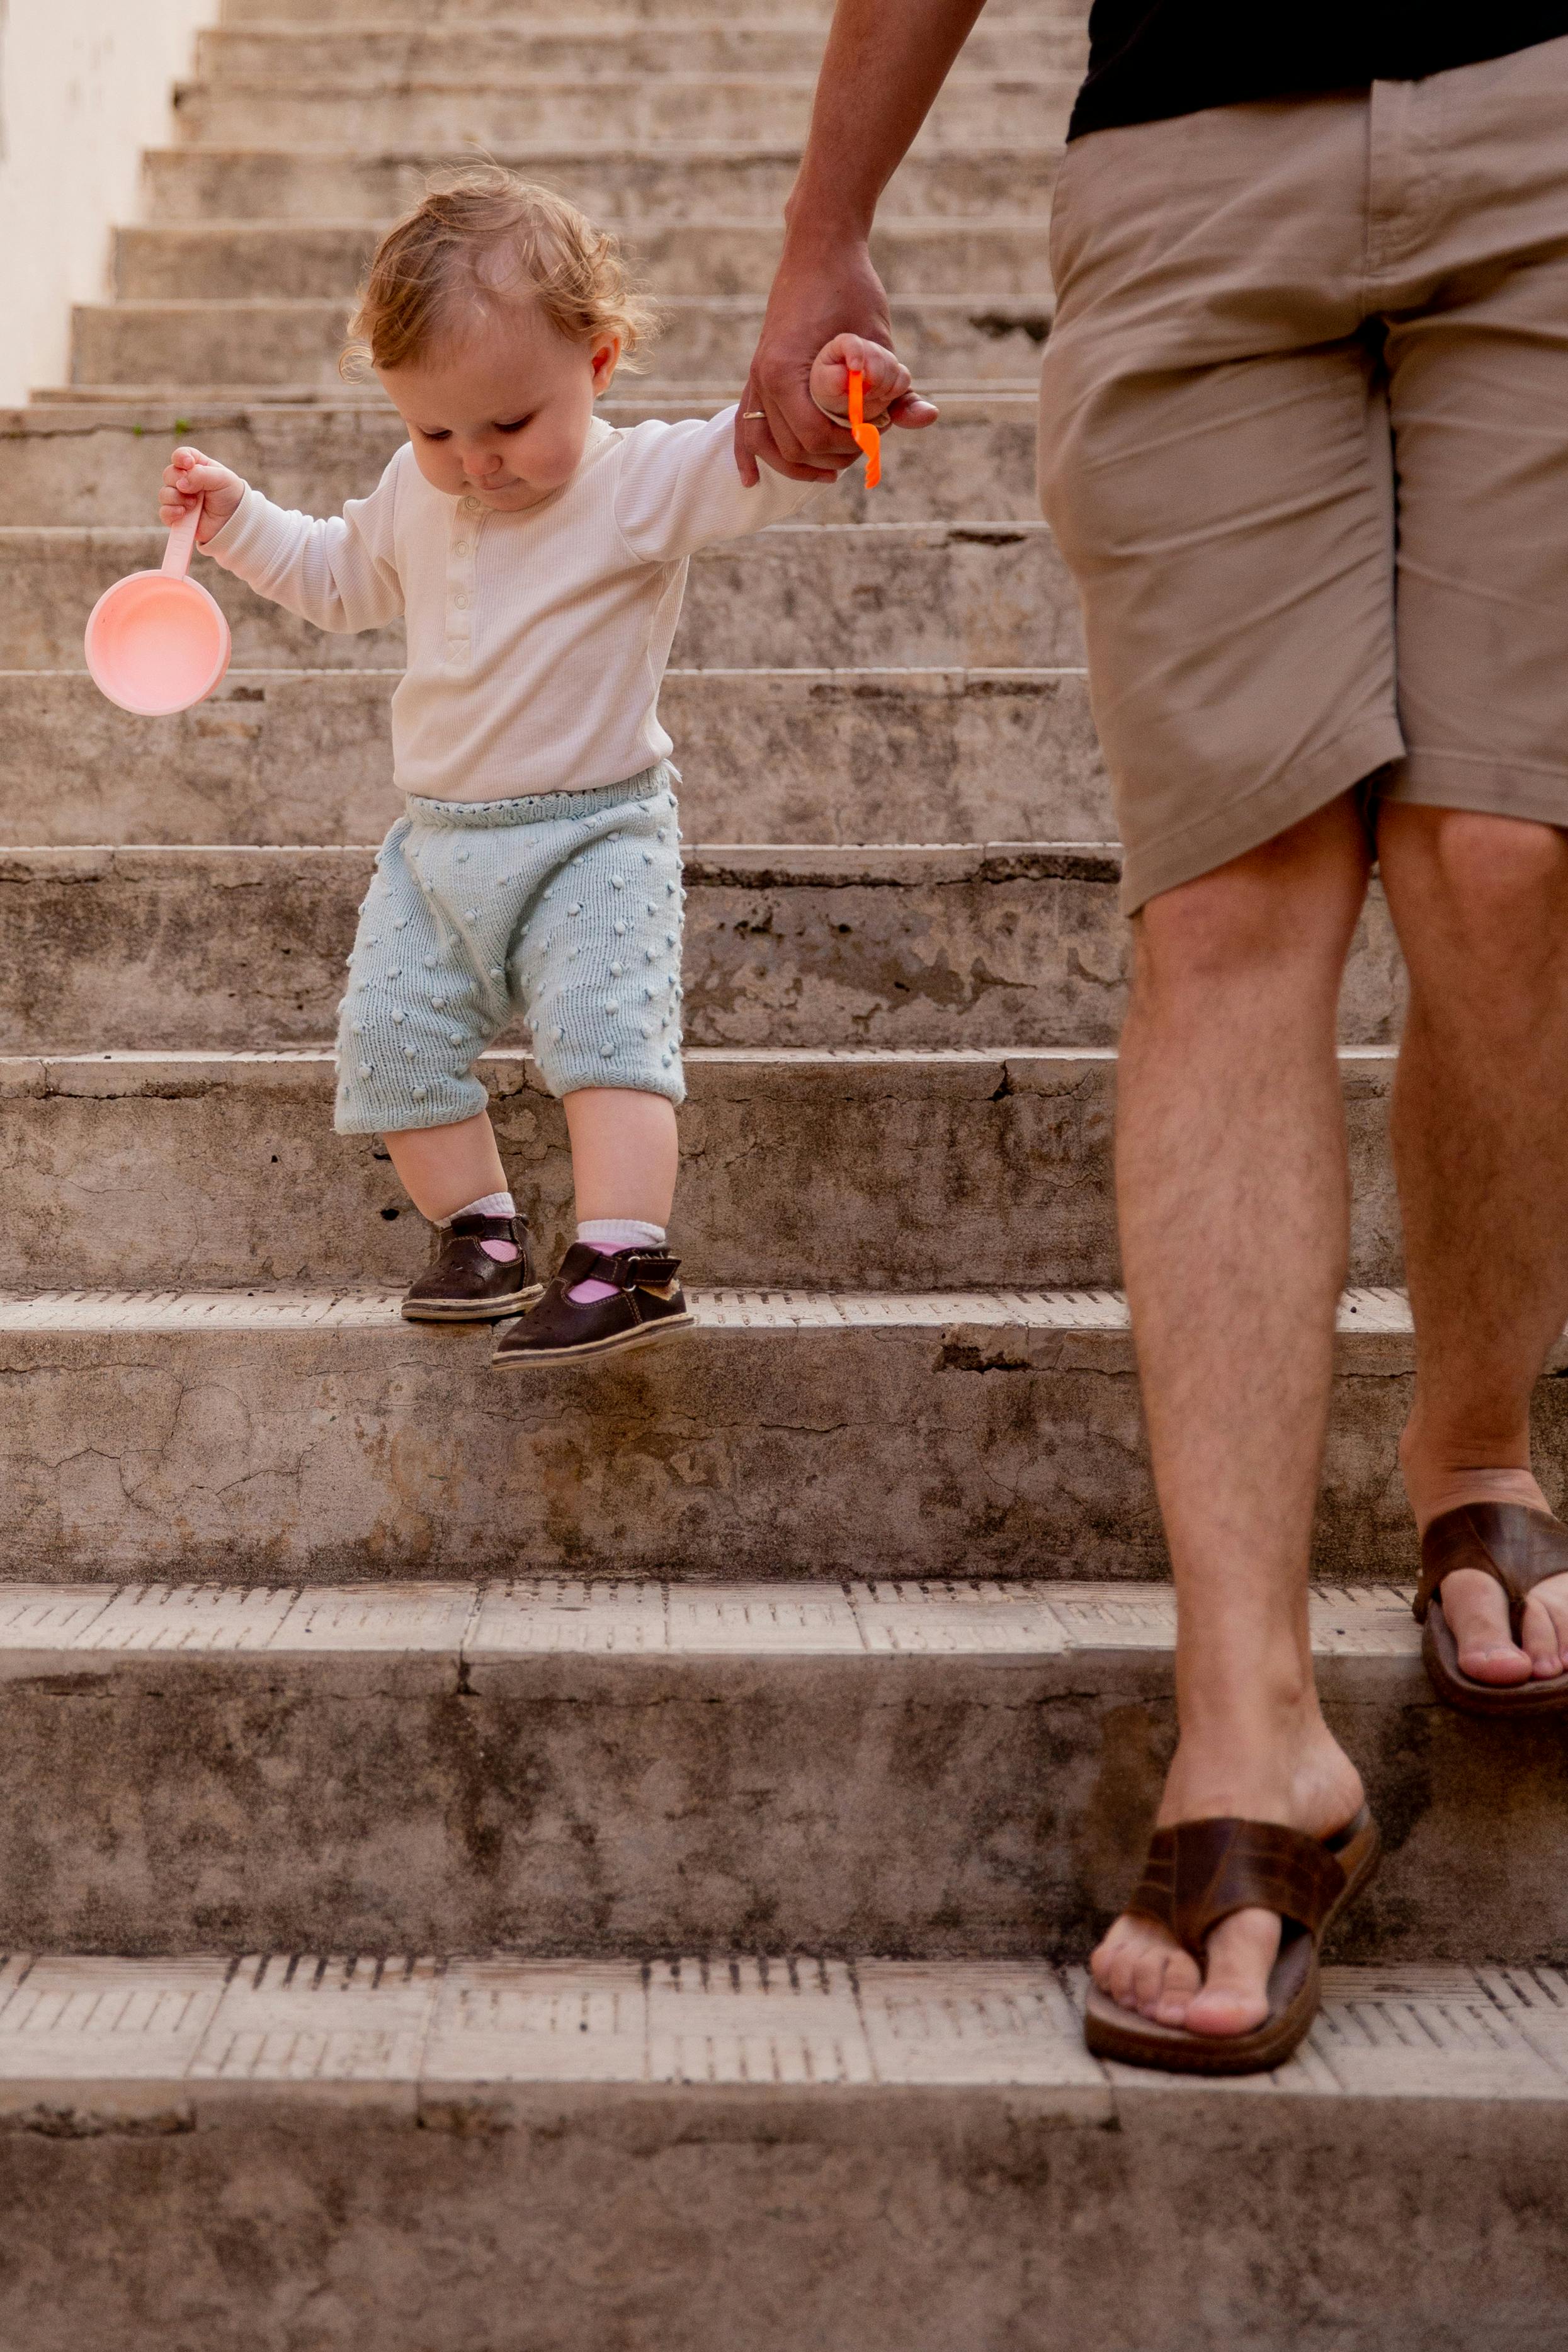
[742,409,766,419]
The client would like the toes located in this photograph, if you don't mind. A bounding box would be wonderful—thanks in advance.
[1441,1566,1533,1686]
[1092,1914,1184,2020]
[1183,1907,1280,2041]
[1092,1909,1264,2035]
[1150,1948,1202,2026]
[1523,1576,1568,1679]
[1131,1941,1179,2019]
[1090,1920,1140,2010]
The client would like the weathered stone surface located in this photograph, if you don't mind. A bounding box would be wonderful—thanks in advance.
[0,1954,1564,2351]
[0,844,1408,1052]
[0,520,1075,669]
[71,293,1052,394]
[215,0,1069,21]
[165,73,1071,154]
[193,21,1084,86]
[118,215,1056,302]
[0,668,1103,845]
[139,143,1062,227]
[0,1578,1555,1967]
[0,1287,1557,1582]
[0,396,1044,525]
[0,1047,1406,1290]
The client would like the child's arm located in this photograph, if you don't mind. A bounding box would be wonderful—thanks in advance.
[808,334,936,432]
[158,444,405,633]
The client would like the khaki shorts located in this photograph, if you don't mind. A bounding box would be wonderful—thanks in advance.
[1038,38,1568,914]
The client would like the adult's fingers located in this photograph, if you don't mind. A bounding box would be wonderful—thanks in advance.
[734,389,843,485]
[737,370,856,482]
[762,370,860,472]
[733,375,764,485]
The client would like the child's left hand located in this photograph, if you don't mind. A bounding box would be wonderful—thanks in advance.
[809,334,940,432]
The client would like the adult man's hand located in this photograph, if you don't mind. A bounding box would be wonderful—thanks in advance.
[735,0,987,486]
[736,236,938,487]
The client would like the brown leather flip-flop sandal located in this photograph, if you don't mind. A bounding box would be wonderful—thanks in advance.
[1082,1805,1380,2077]
[1416,1501,1568,1715]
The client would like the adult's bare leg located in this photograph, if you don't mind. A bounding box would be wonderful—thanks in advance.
[1090,795,1372,2038]
[1380,806,1568,1681]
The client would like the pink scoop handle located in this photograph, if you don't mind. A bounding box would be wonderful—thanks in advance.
[162,497,202,580]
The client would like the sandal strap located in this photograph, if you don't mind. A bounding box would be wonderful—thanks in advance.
[448,1213,523,1241]
[555,1242,682,1292]
[1127,1816,1349,1958]
[1414,1502,1568,1634]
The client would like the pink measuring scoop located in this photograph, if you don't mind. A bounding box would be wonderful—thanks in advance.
[84,496,232,717]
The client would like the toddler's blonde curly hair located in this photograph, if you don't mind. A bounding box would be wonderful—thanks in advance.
[342,167,659,379]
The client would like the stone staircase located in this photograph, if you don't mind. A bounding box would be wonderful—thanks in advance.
[1,1,1565,2343]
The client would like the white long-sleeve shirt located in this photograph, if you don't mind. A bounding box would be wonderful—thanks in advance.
[204,404,818,802]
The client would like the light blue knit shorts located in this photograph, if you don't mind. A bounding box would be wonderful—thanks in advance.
[334,762,685,1135]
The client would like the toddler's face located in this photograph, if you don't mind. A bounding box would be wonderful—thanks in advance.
[380,296,619,513]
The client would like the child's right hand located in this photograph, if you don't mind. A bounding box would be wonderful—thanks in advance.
[808,334,939,433]
[159,446,247,542]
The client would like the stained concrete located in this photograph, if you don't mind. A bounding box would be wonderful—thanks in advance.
[137,143,1064,229]
[0,1579,1557,1963]
[0,1957,1564,2351]
[0,395,1045,525]
[193,21,1084,86]
[118,215,1058,301]
[0,843,1408,1051]
[163,73,1072,155]
[0,1288,1559,1582]
[226,0,1062,17]
[72,292,1055,395]
[0,1047,1407,1290]
[0,520,1076,669]
[0,667,1104,845]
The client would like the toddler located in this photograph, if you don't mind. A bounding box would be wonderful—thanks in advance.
[159,169,923,1367]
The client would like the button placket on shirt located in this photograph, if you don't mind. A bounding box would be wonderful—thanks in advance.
[446,495,484,674]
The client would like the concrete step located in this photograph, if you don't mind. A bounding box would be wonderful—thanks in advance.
[0,667,1101,844]
[216,0,1073,23]
[0,1287,1552,1582]
[196,19,1086,80]
[211,0,1081,18]
[139,142,1060,224]
[0,1954,1554,2352]
[166,73,1071,151]
[0,1048,1407,1293]
[0,397,1043,525]
[0,520,1077,671]
[0,842,1404,1054]
[0,1579,1541,1966]
[115,215,1055,300]
[69,295,1050,394]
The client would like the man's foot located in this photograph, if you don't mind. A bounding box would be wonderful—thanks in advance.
[1402,1462,1568,1684]
[401,1211,541,1322]
[491,1241,694,1366]
[1089,1724,1365,2040]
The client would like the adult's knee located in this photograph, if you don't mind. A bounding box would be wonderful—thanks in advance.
[1382,808,1568,975]
[1132,803,1368,1003]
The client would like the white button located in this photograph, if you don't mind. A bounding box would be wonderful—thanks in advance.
[461,497,480,513]
[453,540,470,556]
[453,591,470,610]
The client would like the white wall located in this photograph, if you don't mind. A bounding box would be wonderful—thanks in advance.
[0,0,215,406]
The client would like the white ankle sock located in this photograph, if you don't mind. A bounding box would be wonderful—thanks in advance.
[444,1190,518,1263]
[571,1219,666,1303]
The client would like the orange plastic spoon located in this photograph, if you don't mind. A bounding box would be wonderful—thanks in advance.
[847,368,882,487]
